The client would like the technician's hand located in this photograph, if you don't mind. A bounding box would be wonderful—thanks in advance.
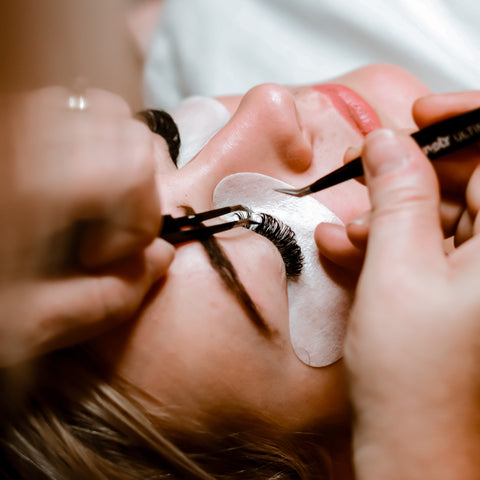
[0,87,174,367]
[413,91,480,243]
[345,129,480,480]
[315,91,480,269]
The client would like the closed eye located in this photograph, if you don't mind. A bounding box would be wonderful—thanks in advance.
[239,211,304,278]
[137,109,181,166]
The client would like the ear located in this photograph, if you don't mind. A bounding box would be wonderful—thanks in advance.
[314,222,365,271]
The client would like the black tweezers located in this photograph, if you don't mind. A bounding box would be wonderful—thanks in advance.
[276,106,480,197]
[159,204,254,244]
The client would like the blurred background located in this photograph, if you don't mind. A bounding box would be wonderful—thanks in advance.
[0,0,164,109]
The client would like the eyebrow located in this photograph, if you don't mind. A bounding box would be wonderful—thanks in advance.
[199,234,273,338]
[179,206,272,337]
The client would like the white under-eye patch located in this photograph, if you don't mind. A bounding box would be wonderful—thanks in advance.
[213,173,352,367]
[170,96,231,168]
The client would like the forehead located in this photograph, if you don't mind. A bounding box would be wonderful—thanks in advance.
[90,236,290,400]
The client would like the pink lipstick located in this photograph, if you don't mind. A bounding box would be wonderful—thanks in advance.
[313,84,381,135]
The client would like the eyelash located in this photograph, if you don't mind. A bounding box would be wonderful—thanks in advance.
[137,109,181,166]
[238,211,304,278]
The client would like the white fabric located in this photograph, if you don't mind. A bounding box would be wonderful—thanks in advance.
[144,0,480,109]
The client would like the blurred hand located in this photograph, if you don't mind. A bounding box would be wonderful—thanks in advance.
[345,129,480,480]
[0,87,174,366]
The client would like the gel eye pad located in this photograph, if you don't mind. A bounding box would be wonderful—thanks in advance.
[213,173,352,367]
[170,96,231,168]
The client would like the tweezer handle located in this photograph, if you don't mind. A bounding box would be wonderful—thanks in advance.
[412,106,480,159]
[160,219,241,244]
[308,107,480,194]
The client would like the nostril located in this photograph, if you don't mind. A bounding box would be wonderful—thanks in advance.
[245,84,313,173]
[272,112,312,173]
[276,130,312,172]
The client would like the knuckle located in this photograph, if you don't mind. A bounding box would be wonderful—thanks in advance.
[378,180,434,209]
[372,183,438,227]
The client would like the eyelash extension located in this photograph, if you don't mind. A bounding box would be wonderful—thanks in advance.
[137,109,181,165]
[238,211,304,278]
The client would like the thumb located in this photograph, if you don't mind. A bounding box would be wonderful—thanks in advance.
[362,129,444,269]
[3,239,175,366]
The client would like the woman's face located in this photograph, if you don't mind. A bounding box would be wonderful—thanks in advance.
[94,65,431,431]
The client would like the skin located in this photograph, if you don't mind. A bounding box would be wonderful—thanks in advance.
[93,64,433,432]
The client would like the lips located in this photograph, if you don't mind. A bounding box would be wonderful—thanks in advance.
[313,84,382,135]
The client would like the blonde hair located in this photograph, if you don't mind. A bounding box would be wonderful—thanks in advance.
[0,346,332,479]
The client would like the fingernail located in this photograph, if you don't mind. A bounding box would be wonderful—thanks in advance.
[348,216,366,227]
[344,144,363,163]
[347,210,370,228]
[364,129,409,177]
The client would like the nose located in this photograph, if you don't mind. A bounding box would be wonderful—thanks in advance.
[202,83,313,178]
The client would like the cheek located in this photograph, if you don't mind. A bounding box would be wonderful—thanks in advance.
[220,232,290,333]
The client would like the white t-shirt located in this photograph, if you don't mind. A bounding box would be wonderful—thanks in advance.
[144,0,480,108]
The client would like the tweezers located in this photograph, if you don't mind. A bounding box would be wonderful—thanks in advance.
[159,204,253,244]
[276,107,480,197]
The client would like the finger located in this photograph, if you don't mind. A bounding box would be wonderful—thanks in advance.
[362,129,445,270]
[22,86,132,120]
[346,211,370,249]
[28,94,162,267]
[472,168,480,239]
[413,91,480,128]
[449,232,480,276]
[2,239,174,366]
[7,91,162,269]
[454,209,474,246]
[65,120,162,267]
[413,104,479,202]
[466,164,480,224]
[78,168,161,267]
[454,165,480,245]
[440,197,465,238]
[81,88,132,117]
[413,93,480,198]
[474,213,480,237]
[315,222,365,271]
[430,146,479,198]
[345,200,462,251]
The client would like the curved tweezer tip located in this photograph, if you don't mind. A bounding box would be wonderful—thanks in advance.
[273,186,312,197]
[275,156,365,197]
